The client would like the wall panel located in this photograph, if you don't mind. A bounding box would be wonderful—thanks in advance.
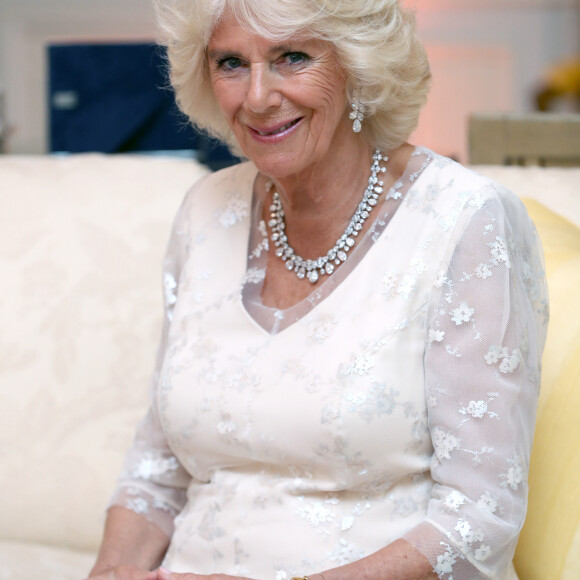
[412,45,514,161]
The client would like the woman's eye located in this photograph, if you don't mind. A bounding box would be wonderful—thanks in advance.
[282,52,309,66]
[217,57,243,71]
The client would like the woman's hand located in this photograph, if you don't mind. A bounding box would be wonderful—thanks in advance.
[85,564,159,580]
[156,569,254,580]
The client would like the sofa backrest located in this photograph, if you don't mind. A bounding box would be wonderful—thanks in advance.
[2,155,579,577]
[0,154,208,551]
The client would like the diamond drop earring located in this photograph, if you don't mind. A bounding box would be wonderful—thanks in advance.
[349,100,365,133]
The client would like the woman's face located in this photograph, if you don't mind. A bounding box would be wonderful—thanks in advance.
[207,16,352,180]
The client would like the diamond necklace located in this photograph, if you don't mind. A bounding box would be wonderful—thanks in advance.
[267,149,387,284]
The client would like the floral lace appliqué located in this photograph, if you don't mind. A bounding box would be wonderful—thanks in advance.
[474,263,492,279]
[500,455,525,491]
[435,543,459,577]
[458,394,499,423]
[477,491,500,515]
[484,345,521,373]
[131,452,181,480]
[341,352,375,377]
[450,302,474,326]
[443,490,466,512]
[218,194,249,228]
[243,267,266,284]
[382,271,400,297]
[307,314,338,343]
[429,329,445,343]
[489,236,511,268]
[297,500,336,531]
[126,496,149,514]
[397,275,418,300]
[250,220,269,258]
[432,427,461,462]
[345,382,399,423]
[454,518,493,564]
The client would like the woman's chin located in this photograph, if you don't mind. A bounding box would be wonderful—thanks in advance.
[244,148,312,181]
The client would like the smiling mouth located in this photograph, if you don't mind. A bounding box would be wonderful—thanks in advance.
[255,118,302,136]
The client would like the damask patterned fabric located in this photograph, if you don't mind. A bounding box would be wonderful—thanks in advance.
[110,148,548,579]
[0,153,208,553]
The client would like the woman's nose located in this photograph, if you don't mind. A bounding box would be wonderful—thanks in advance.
[246,67,282,113]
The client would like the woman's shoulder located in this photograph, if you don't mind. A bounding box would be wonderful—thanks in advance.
[169,160,257,235]
[414,147,530,221]
[176,160,258,220]
[420,148,520,205]
[185,159,257,200]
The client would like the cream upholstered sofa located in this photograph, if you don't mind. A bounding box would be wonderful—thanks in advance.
[0,154,579,580]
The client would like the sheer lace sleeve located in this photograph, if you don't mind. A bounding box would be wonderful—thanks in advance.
[108,189,196,538]
[403,185,549,578]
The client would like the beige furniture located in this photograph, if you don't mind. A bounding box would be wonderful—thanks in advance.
[0,154,579,579]
[0,154,209,579]
[469,112,580,166]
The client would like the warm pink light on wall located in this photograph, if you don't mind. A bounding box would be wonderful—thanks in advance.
[411,44,514,162]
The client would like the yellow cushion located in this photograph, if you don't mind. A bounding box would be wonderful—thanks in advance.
[513,199,580,579]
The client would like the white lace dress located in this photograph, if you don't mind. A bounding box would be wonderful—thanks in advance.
[110,148,548,579]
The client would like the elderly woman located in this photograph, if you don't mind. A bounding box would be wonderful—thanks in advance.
[87,1,548,579]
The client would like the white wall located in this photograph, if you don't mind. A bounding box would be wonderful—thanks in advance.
[0,0,578,158]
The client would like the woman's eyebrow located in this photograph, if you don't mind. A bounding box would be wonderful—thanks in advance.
[268,44,294,55]
[207,43,305,61]
[207,48,240,60]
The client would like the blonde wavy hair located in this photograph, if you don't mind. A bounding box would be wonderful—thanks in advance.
[154,0,431,152]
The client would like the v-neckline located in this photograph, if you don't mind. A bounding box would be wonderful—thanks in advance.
[241,147,435,335]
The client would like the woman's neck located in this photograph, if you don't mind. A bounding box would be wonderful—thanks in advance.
[262,139,376,260]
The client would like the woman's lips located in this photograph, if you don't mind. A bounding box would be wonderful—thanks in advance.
[249,117,303,140]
